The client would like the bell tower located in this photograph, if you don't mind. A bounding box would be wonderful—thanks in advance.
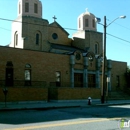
[77,9,97,31]
[72,9,103,55]
[9,0,48,50]
[18,0,42,18]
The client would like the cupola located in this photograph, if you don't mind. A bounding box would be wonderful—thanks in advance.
[18,0,42,18]
[78,9,97,31]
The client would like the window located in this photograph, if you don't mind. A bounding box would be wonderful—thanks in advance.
[52,33,58,40]
[35,31,42,45]
[25,64,31,86]
[116,75,120,88]
[56,71,61,87]
[14,31,18,46]
[79,18,81,28]
[34,3,38,13]
[93,19,95,28]
[6,61,14,86]
[25,2,29,12]
[95,43,99,54]
[85,19,89,27]
[25,70,31,81]
[36,33,39,45]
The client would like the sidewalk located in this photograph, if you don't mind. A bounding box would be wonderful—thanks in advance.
[0,99,130,111]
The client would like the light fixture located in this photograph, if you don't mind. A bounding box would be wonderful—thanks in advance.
[119,15,126,19]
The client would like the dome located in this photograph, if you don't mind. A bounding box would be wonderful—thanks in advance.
[18,0,42,18]
[77,9,97,31]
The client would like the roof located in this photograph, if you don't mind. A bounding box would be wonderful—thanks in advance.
[49,42,88,54]
[49,21,69,36]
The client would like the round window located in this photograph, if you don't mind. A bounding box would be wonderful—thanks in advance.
[52,33,58,40]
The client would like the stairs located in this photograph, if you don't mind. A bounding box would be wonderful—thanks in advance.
[108,91,130,100]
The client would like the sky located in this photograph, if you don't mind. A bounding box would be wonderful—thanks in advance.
[0,0,130,65]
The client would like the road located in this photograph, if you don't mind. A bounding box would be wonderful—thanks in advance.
[0,104,130,130]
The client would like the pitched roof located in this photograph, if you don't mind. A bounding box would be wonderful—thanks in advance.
[49,21,69,36]
[49,42,88,54]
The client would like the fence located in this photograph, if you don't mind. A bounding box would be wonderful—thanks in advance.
[0,80,46,87]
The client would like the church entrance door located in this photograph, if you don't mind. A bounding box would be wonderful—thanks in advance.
[74,73,83,87]
[88,74,96,87]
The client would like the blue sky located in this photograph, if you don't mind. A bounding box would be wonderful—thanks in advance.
[0,0,130,65]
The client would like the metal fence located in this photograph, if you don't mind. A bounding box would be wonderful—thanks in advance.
[0,80,47,87]
[0,80,97,88]
[49,82,97,88]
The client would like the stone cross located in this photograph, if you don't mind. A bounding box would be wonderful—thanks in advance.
[53,15,57,22]
[86,8,88,12]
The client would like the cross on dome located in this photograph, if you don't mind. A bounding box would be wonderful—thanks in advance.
[85,8,89,12]
[53,15,57,22]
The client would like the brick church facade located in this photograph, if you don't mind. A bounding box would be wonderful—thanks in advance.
[0,0,127,102]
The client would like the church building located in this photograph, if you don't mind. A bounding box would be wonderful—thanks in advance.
[0,0,127,102]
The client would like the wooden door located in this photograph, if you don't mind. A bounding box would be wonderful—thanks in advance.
[74,73,83,87]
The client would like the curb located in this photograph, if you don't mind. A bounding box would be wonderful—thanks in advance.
[0,101,129,111]
[0,105,81,111]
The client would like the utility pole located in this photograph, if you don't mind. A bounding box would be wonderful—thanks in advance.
[100,15,126,103]
[101,16,106,104]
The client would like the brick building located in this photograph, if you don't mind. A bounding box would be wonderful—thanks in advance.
[0,0,127,102]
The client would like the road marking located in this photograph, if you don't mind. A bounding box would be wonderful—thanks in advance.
[4,118,121,130]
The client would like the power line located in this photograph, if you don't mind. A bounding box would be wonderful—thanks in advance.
[0,17,130,44]
[107,35,130,48]
[107,33,130,43]
[107,19,130,31]
[0,27,11,31]
[0,17,77,31]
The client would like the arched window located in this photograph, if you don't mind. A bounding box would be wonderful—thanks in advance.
[95,43,99,54]
[79,18,81,28]
[25,64,31,86]
[35,31,42,45]
[93,19,95,28]
[34,3,38,13]
[85,19,89,27]
[36,33,39,45]
[56,71,61,87]
[14,31,18,46]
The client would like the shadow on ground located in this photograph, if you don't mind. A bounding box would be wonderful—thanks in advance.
[0,105,130,125]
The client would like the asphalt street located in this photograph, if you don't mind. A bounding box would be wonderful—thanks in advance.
[0,104,130,130]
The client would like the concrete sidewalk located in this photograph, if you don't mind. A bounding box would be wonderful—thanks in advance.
[0,99,130,111]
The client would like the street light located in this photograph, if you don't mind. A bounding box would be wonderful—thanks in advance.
[100,15,126,104]
[107,16,126,27]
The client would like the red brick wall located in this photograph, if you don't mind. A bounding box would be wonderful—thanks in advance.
[111,61,127,90]
[49,87,101,100]
[0,86,100,102]
[0,87,48,102]
[0,46,70,86]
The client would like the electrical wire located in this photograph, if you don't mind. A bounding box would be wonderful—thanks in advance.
[107,35,130,48]
[0,17,77,31]
[107,19,130,31]
[107,33,130,43]
[0,17,130,44]
[0,27,11,31]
